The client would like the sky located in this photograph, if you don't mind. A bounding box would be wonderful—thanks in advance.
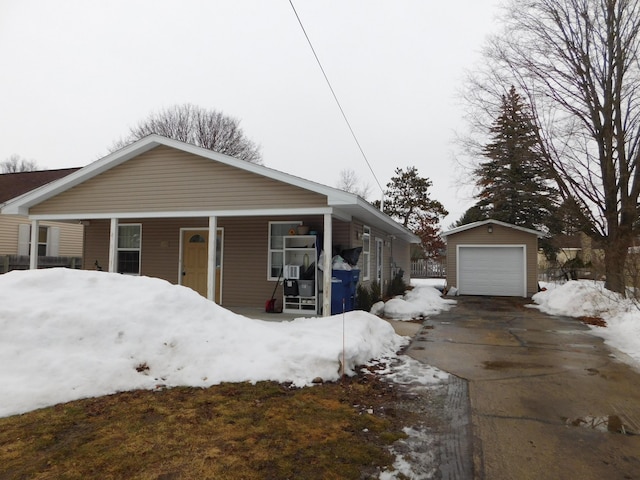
[0,0,503,226]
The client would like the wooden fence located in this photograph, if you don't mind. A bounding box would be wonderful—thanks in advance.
[411,258,446,278]
[0,255,83,274]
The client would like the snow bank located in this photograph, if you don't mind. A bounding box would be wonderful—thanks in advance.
[377,283,455,321]
[532,280,640,366]
[0,268,406,417]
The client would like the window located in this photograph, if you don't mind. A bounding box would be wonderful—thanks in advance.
[362,225,371,280]
[18,224,59,257]
[268,221,301,279]
[117,224,141,274]
[32,226,48,256]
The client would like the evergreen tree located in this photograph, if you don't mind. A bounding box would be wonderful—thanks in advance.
[474,86,558,231]
[379,166,448,258]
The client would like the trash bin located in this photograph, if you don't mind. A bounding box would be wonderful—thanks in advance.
[331,269,360,315]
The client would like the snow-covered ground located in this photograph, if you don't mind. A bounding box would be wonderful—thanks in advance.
[0,268,413,418]
[533,280,640,367]
[3,269,635,422]
[373,278,455,320]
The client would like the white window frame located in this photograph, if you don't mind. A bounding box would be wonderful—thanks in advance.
[18,224,59,257]
[375,237,384,285]
[117,223,142,275]
[268,221,301,280]
[362,225,371,280]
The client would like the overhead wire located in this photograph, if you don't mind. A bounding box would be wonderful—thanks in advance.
[288,0,385,197]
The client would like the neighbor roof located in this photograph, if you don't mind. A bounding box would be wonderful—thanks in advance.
[0,168,80,204]
[441,219,546,238]
[1,135,420,243]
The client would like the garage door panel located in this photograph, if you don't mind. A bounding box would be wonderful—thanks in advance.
[458,246,525,296]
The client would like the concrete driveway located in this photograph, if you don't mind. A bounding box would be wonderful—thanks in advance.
[406,296,640,480]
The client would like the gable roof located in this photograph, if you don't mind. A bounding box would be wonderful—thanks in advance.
[0,168,80,204]
[441,219,545,238]
[1,135,419,243]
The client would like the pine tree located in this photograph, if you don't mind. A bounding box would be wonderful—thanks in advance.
[380,166,448,258]
[474,86,558,231]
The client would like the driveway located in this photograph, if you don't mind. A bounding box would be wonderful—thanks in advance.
[406,296,640,480]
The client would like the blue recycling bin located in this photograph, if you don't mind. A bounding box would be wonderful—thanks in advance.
[331,269,360,314]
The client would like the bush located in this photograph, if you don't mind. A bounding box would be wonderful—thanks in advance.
[356,284,373,312]
[386,270,407,298]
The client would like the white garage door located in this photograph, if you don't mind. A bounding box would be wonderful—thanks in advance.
[458,246,525,296]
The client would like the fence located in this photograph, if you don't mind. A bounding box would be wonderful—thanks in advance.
[411,258,446,278]
[0,255,83,274]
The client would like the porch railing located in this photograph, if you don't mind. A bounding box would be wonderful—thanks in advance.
[0,255,83,274]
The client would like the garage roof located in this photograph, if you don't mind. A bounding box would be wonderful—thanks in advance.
[442,219,545,238]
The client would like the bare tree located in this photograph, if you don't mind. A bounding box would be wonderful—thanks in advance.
[112,104,262,164]
[1,154,39,173]
[336,168,372,199]
[465,0,640,295]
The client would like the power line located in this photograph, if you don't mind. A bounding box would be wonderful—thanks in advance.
[288,0,384,195]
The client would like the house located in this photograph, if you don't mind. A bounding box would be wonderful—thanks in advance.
[0,168,83,272]
[441,219,544,297]
[1,135,420,315]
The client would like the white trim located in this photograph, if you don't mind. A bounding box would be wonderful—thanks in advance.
[1,135,419,243]
[0,135,355,215]
[108,218,117,272]
[442,219,544,238]
[207,217,217,302]
[29,220,39,269]
[322,213,332,316]
[25,207,334,221]
[456,244,527,297]
[375,237,384,285]
[116,223,142,275]
[362,225,371,281]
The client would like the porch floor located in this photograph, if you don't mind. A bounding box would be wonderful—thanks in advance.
[226,306,320,322]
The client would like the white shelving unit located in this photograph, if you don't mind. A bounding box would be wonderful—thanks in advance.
[283,235,317,314]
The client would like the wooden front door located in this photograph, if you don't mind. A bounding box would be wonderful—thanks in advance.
[182,229,223,303]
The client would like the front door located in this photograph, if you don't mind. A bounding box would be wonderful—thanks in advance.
[182,229,223,303]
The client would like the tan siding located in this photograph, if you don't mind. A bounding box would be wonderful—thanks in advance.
[0,216,83,256]
[392,239,411,283]
[0,216,22,254]
[31,146,328,215]
[52,221,84,256]
[83,219,110,270]
[446,224,539,296]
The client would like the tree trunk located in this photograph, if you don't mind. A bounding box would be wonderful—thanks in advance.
[603,235,631,295]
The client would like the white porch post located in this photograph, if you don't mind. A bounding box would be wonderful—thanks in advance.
[207,216,217,302]
[108,218,118,272]
[29,219,39,270]
[322,213,332,316]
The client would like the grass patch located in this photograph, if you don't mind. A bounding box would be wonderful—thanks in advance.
[0,371,405,479]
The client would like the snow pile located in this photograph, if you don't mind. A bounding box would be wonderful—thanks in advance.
[372,281,455,321]
[0,268,406,418]
[533,280,640,366]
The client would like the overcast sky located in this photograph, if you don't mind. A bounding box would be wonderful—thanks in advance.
[0,0,502,226]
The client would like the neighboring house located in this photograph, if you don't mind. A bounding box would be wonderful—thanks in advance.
[441,219,544,297]
[0,168,83,272]
[1,135,419,315]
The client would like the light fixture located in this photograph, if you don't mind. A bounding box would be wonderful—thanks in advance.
[487,225,493,233]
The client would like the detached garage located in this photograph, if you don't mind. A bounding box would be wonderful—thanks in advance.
[442,220,544,297]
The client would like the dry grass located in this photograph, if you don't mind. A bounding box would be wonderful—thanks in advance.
[0,372,406,479]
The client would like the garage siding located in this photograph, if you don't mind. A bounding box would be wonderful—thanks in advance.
[446,223,539,297]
